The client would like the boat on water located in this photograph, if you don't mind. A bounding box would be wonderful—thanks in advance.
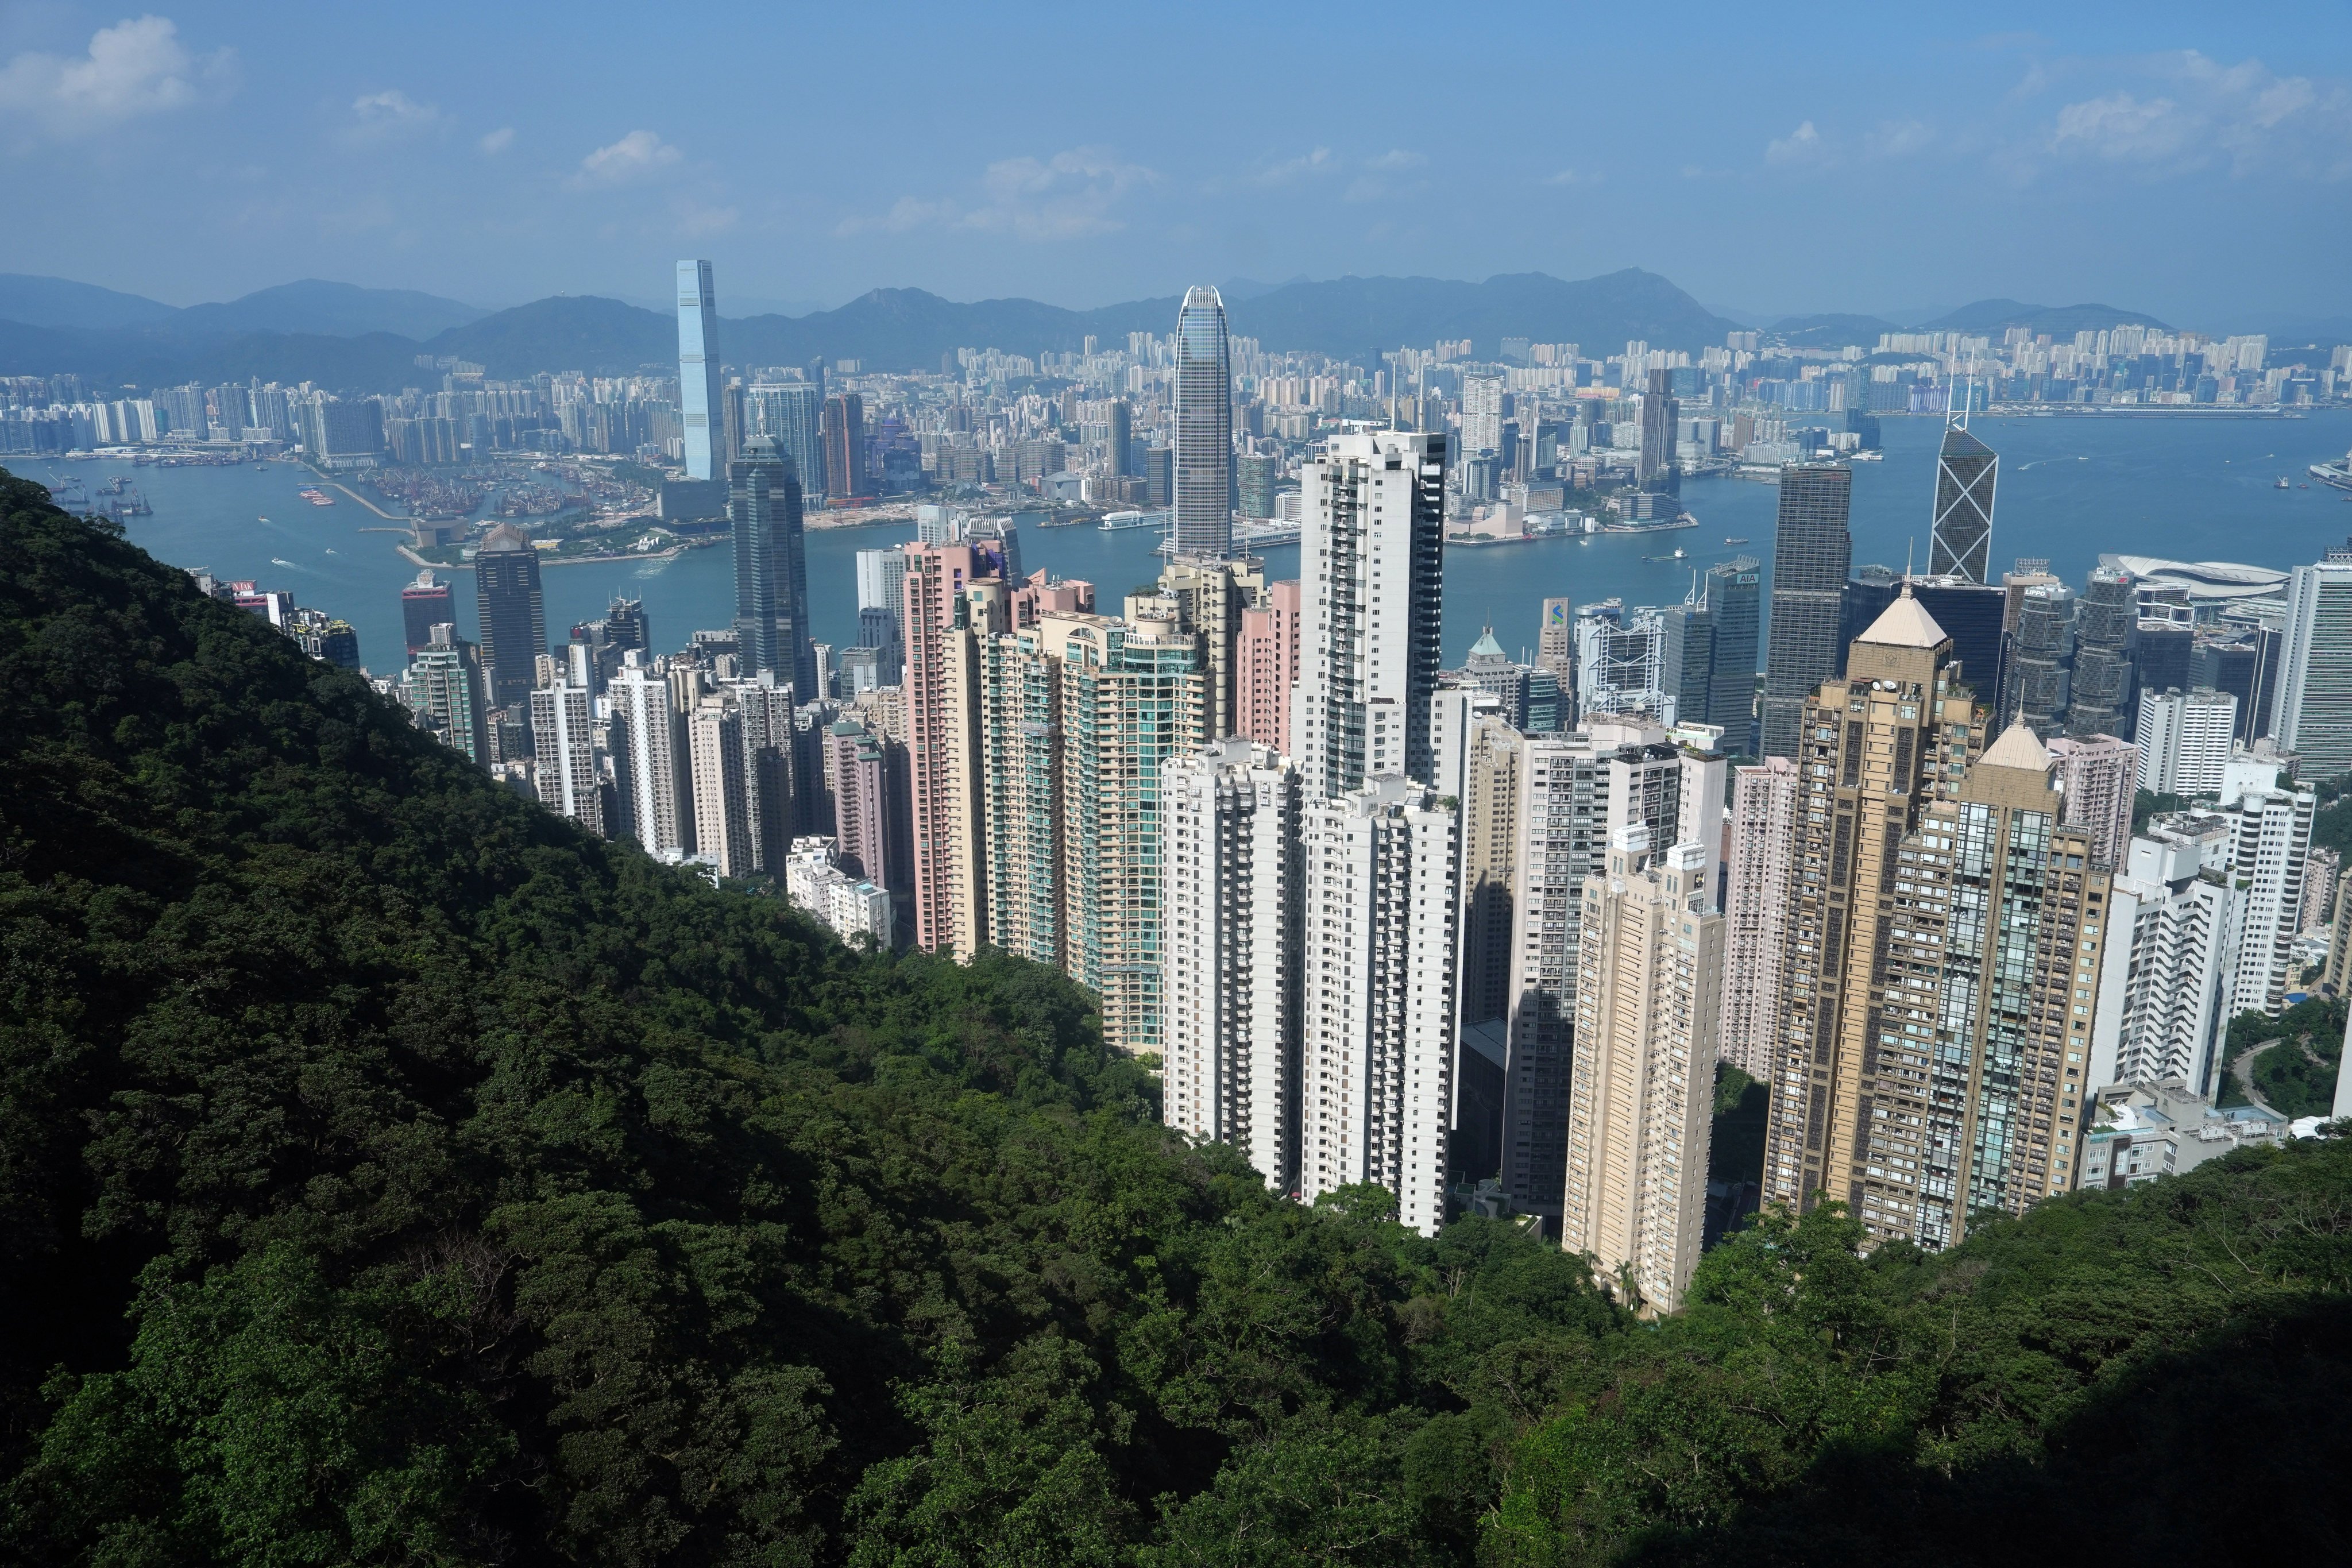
[1643,547,1689,562]
[1724,535,1749,544]
[2277,477,2291,489]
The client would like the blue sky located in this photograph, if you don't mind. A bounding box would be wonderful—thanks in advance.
[1,1,2346,329]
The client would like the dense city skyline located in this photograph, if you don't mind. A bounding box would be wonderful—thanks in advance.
[0,4,2346,326]
[9,6,2352,1557]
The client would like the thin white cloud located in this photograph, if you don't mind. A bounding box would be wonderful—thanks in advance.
[837,146,1156,242]
[1866,118,1934,158]
[1366,148,1427,171]
[1248,146,1334,187]
[570,129,682,188]
[2048,52,2352,180]
[0,16,237,139]
[1765,120,1826,165]
[342,88,439,146]
[478,126,515,155]
[2052,92,2188,160]
[1544,168,1600,186]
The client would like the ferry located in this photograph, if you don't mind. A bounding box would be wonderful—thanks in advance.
[1724,535,1749,544]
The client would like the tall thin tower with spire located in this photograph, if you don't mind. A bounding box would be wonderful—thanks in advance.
[1928,370,1997,582]
[1173,285,1234,557]
[677,260,725,481]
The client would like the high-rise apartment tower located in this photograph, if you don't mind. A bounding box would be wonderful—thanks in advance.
[1293,429,1447,800]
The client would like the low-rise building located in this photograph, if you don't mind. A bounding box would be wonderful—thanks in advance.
[784,836,893,949]
[2077,1080,2288,1189]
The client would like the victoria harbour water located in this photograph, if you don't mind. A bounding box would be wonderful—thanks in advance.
[21,407,2352,677]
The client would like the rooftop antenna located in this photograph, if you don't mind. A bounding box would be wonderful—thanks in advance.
[1905,536,1915,584]
[1950,346,1980,432]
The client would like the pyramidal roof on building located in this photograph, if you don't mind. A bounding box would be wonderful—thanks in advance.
[1467,626,1505,659]
[1977,720,2052,773]
[1857,586,1947,649]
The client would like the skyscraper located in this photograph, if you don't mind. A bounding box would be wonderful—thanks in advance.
[1759,464,1852,758]
[2005,582,2076,736]
[1105,398,1133,477]
[826,719,897,891]
[2067,567,2137,738]
[1501,719,1724,1226]
[1460,373,1505,458]
[728,674,798,876]
[1704,557,1762,745]
[688,696,754,878]
[1235,579,1300,752]
[1173,285,1234,557]
[2272,545,2352,777]
[728,435,816,698]
[530,680,602,834]
[822,393,867,500]
[2091,824,2242,1097]
[677,260,725,482]
[746,381,825,498]
[1575,603,1671,723]
[1718,755,1800,1079]
[2045,733,2141,869]
[612,655,691,858]
[2214,758,2316,1018]
[1156,554,1265,740]
[2131,689,2237,797]
[903,542,1007,956]
[1659,594,1714,731]
[1887,727,2112,1233]
[1536,596,1575,709]
[855,547,909,686]
[400,569,453,657]
[473,523,546,710]
[1565,831,1723,1312]
[401,624,491,767]
[1637,367,1677,487]
[1298,776,1459,1238]
[1162,738,1302,1192]
[1294,429,1447,799]
[1927,422,1998,582]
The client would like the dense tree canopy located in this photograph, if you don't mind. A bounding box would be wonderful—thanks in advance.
[3,467,2350,1566]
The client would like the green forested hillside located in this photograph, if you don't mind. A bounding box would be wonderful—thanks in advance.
[3,468,2350,1566]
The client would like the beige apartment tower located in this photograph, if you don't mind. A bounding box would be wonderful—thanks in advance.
[1564,831,1724,1312]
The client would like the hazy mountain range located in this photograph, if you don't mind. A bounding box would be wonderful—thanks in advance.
[0,269,2330,393]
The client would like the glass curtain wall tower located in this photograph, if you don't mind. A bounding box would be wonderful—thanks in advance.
[1928,419,1998,582]
[677,260,725,481]
[729,435,817,700]
[1760,463,1853,758]
[1173,285,1235,558]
